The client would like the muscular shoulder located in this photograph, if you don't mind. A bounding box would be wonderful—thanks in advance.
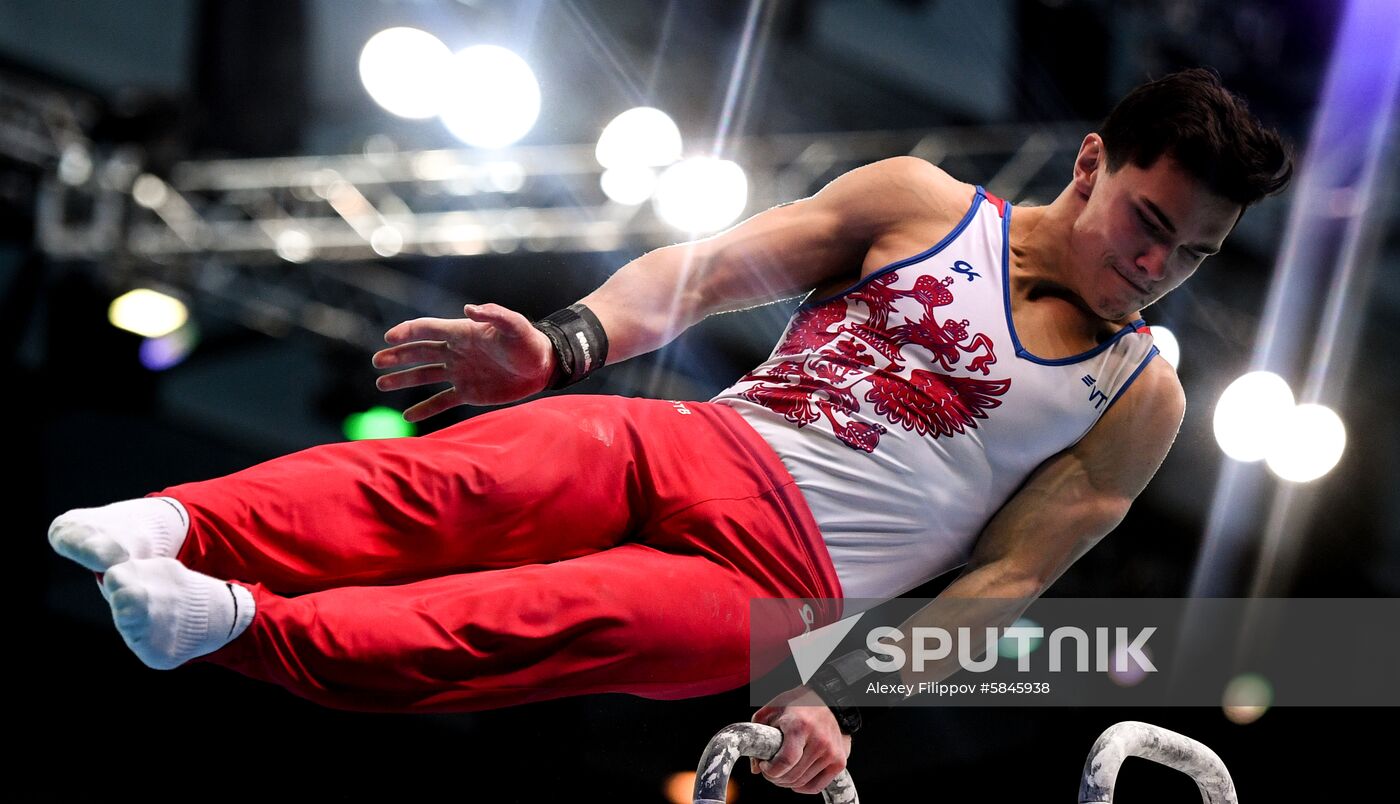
[871,156,977,229]
[1117,356,1186,431]
[809,156,978,243]
[1075,354,1185,501]
[877,155,977,211]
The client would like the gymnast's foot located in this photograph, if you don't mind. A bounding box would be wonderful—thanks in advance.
[101,557,255,670]
[48,497,190,573]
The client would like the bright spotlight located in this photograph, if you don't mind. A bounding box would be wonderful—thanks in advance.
[131,174,169,209]
[596,107,683,169]
[58,143,93,186]
[600,166,658,205]
[439,45,540,149]
[275,229,314,263]
[359,27,454,119]
[1212,371,1295,462]
[654,157,748,233]
[370,225,404,257]
[1265,403,1347,483]
[1149,325,1180,369]
[483,160,525,193]
[109,288,189,339]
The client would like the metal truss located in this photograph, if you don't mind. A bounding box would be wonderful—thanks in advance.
[29,120,1092,350]
[0,68,97,171]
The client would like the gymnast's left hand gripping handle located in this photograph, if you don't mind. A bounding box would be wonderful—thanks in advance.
[692,723,858,804]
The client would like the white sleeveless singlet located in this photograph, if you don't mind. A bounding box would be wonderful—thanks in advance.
[709,186,1160,608]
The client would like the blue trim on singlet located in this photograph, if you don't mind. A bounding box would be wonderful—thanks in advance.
[797,185,987,310]
[1103,345,1161,412]
[1000,202,1149,365]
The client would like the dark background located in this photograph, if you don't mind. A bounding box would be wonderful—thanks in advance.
[15,0,1397,800]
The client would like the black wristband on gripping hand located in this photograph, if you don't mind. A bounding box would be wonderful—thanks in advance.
[805,649,906,735]
[531,303,609,390]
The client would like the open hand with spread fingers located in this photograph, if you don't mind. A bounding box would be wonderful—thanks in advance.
[372,303,555,422]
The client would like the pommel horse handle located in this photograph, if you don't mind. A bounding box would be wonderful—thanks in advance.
[693,722,858,804]
[1079,720,1239,804]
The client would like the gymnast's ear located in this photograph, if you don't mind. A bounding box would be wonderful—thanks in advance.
[1072,133,1106,197]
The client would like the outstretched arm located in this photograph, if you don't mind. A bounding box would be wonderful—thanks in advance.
[750,356,1186,794]
[372,157,964,420]
[576,155,962,365]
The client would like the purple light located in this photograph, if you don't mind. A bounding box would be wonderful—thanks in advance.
[139,325,198,371]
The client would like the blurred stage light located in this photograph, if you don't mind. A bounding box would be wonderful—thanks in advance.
[522,221,553,252]
[58,143,93,186]
[487,222,521,254]
[439,45,540,149]
[596,107,683,169]
[131,174,169,209]
[1212,371,1295,462]
[1149,325,1180,369]
[139,321,200,372]
[444,175,478,196]
[362,133,398,163]
[1265,403,1347,483]
[109,288,189,339]
[411,152,458,182]
[597,108,681,204]
[370,225,405,257]
[482,160,526,193]
[664,770,737,803]
[275,229,314,263]
[344,406,416,440]
[1221,672,1272,725]
[600,165,658,205]
[310,169,342,199]
[654,157,749,233]
[1107,643,1152,687]
[996,616,1042,660]
[583,221,622,252]
[359,27,453,119]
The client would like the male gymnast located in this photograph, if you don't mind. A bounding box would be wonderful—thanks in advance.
[50,68,1290,795]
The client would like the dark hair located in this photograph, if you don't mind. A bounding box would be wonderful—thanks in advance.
[1100,68,1293,207]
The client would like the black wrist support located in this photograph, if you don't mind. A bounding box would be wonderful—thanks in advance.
[532,303,609,390]
[805,648,906,735]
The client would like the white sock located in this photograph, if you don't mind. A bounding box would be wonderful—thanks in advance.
[48,496,190,573]
[102,557,255,670]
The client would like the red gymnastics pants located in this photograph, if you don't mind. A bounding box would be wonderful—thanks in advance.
[133,394,845,714]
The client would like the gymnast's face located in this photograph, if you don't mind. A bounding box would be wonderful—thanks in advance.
[1067,134,1241,322]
